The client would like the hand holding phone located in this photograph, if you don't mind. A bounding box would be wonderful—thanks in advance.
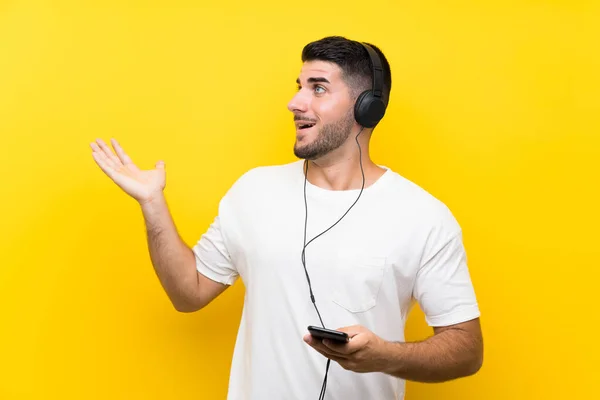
[307,325,350,343]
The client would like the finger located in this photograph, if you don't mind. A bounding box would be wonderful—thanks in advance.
[91,149,120,181]
[322,339,354,355]
[324,333,367,355]
[91,142,119,170]
[337,359,361,372]
[309,344,346,362]
[95,138,123,168]
[304,336,349,359]
[110,138,138,170]
[336,325,363,338]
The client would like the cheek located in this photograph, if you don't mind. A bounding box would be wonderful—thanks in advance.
[312,98,354,121]
[314,99,349,121]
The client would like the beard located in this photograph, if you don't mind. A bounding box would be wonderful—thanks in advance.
[294,109,355,160]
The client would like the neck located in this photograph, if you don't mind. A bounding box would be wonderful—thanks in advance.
[304,134,386,191]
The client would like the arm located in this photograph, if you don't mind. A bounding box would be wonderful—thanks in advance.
[380,318,483,382]
[90,138,231,313]
[304,319,483,382]
[304,210,483,380]
[141,194,229,313]
[391,217,483,381]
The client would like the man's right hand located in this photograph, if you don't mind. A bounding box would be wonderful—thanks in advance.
[90,138,166,205]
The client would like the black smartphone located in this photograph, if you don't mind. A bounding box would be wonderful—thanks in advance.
[307,325,349,343]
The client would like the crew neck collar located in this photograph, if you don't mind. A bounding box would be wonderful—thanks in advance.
[296,160,392,198]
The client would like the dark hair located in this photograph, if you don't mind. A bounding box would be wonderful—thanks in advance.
[301,35,392,106]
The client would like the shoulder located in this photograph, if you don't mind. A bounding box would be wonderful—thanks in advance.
[220,160,303,206]
[228,160,301,191]
[381,168,462,236]
[237,160,301,183]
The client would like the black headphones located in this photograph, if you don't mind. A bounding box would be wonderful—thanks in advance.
[354,42,388,128]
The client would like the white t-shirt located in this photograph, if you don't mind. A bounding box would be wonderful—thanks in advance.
[192,160,480,400]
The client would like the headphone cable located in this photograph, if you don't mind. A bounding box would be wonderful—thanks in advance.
[301,127,366,400]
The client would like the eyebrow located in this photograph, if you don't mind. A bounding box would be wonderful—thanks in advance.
[296,77,331,85]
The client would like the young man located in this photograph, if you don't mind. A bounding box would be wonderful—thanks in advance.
[90,36,483,400]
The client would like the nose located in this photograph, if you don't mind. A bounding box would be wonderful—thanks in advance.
[287,90,309,113]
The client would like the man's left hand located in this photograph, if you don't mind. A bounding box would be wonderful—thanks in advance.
[303,325,390,373]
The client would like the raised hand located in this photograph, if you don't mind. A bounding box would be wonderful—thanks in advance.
[90,138,166,204]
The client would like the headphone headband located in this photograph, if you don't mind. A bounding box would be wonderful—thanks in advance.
[360,42,384,100]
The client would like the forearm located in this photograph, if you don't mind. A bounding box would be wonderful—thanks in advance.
[140,194,199,311]
[380,328,483,382]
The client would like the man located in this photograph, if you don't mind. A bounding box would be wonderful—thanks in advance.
[90,36,483,400]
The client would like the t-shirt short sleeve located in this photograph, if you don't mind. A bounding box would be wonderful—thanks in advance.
[413,220,480,327]
[192,214,239,286]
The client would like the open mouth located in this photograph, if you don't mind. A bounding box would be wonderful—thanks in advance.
[298,123,316,130]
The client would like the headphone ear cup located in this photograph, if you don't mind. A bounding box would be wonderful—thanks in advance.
[354,90,386,128]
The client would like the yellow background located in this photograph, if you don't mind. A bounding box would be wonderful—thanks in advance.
[1,0,598,399]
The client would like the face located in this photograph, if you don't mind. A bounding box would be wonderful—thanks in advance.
[287,60,357,160]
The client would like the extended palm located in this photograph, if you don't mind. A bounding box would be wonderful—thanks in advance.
[90,138,165,204]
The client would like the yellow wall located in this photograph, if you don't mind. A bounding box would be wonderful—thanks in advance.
[1,1,598,398]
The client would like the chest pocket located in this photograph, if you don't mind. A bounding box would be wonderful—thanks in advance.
[331,254,387,313]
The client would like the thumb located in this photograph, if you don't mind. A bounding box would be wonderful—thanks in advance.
[155,160,165,169]
[336,325,364,338]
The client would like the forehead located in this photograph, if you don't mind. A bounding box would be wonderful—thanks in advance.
[297,60,344,84]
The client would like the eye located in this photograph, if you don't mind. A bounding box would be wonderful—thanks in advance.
[314,85,325,94]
